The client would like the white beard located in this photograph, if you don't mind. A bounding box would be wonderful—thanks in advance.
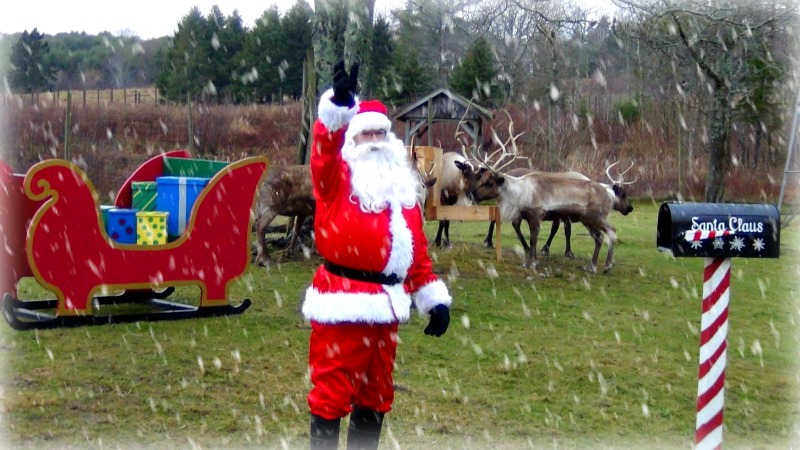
[342,135,418,213]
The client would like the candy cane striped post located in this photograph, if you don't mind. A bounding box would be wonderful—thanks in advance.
[684,230,733,450]
[695,256,730,450]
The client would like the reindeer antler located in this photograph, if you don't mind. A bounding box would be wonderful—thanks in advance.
[605,161,637,185]
[484,110,526,173]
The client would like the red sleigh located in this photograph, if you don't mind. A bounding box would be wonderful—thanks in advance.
[0,151,268,329]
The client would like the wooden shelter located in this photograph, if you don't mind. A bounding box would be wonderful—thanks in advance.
[393,88,494,151]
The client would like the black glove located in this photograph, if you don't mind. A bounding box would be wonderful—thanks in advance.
[331,59,359,107]
[424,304,450,337]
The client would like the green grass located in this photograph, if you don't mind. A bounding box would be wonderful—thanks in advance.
[2,200,798,449]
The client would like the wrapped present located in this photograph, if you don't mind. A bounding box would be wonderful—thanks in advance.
[163,157,228,178]
[105,208,138,244]
[156,176,210,239]
[132,181,157,211]
[136,211,169,245]
[99,205,114,227]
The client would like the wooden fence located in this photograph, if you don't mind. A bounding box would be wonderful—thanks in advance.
[2,87,159,108]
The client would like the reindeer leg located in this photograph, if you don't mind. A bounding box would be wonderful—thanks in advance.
[512,216,529,252]
[525,216,541,270]
[541,219,559,256]
[286,214,305,259]
[484,220,495,248]
[443,220,452,248]
[255,209,278,267]
[585,226,602,274]
[563,219,575,259]
[602,224,617,274]
[435,221,445,248]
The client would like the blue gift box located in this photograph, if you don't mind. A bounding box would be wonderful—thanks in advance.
[105,208,138,244]
[155,176,210,238]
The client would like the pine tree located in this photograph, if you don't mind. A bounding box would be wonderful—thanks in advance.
[449,37,502,106]
[9,29,57,94]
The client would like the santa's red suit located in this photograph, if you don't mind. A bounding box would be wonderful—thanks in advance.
[302,90,452,420]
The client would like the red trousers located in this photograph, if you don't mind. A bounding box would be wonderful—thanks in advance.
[308,321,399,419]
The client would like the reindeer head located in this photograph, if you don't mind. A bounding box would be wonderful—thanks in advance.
[605,161,635,215]
[461,110,526,203]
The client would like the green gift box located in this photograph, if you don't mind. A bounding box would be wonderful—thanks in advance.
[132,181,157,211]
[163,157,228,178]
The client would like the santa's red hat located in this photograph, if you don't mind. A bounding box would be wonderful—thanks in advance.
[345,99,392,140]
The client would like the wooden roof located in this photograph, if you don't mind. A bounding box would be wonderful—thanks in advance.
[392,88,494,122]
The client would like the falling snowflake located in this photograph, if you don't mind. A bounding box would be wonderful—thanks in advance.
[690,240,703,250]
[729,236,745,251]
[712,238,725,249]
[752,238,765,252]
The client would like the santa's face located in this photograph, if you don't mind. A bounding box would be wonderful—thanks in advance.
[342,131,418,213]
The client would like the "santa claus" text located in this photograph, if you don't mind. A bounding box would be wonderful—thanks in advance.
[690,216,765,233]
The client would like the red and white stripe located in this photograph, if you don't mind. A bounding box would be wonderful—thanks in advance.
[684,229,735,242]
[695,257,731,450]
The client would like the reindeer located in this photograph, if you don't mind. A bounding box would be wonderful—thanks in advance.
[470,162,634,273]
[433,109,514,248]
[253,165,315,266]
[467,117,634,272]
[432,152,480,247]
[483,168,590,258]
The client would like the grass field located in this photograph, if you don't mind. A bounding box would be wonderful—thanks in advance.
[1,200,798,449]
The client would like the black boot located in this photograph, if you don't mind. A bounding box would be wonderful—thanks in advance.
[346,406,384,450]
[310,414,341,450]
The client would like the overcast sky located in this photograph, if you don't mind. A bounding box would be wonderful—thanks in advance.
[2,0,403,40]
[3,0,615,41]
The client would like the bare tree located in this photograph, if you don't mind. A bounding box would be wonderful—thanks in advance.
[613,0,797,201]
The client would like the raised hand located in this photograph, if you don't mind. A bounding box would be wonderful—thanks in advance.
[331,59,359,107]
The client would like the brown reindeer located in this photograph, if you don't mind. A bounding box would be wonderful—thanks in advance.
[469,164,634,273]
[253,165,315,265]
[483,168,591,257]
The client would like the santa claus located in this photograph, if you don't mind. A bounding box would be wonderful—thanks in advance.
[302,61,452,450]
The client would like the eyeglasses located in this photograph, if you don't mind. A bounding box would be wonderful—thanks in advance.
[358,129,387,139]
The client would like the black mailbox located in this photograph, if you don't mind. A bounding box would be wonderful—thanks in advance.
[657,202,780,258]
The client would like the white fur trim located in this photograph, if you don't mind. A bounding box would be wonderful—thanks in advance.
[345,111,392,140]
[413,279,452,315]
[384,201,413,279]
[318,88,359,132]
[303,286,411,324]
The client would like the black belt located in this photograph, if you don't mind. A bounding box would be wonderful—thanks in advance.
[324,261,403,286]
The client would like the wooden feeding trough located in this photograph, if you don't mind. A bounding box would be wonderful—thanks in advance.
[411,146,502,262]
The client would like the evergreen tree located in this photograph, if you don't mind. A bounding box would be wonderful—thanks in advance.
[156,7,211,102]
[362,15,393,98]
[449,37,502,106]
[239,7,284,103]
[206,7,247,103]
[383,40,432,106]
[279,0,314,100]
[9,29,57,94]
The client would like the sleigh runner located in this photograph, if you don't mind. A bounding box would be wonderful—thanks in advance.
[1,151,269,329]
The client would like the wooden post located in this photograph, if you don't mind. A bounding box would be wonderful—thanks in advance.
[187,93,194,153]
[297,48,316,165]
[64,91,72,161]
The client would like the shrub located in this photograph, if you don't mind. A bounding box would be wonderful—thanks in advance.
[615,97,640,125]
